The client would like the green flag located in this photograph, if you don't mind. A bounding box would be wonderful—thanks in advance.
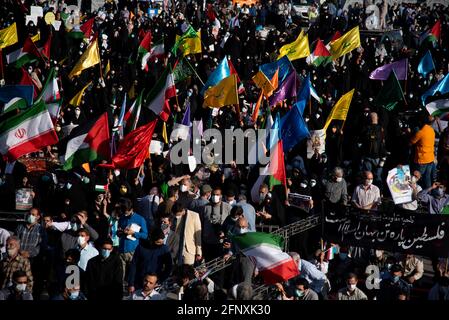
[171,26,199,55]
[173,58,194,83]
[374,70,406,111]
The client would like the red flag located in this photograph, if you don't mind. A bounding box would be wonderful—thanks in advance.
[41,33,52,59]
[19,68,38,98]
[112,119,158,169]
[80,17,95,38]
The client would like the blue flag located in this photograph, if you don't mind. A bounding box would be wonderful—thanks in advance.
[297,75,311,103]
[201,58,230,95]
[259,56,295,83]
[418,50,436,77]
[421,73,449,105]
[280,102,310,152]
[0,85,34,106]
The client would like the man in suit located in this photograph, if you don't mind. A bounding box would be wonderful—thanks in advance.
[170,203,202,266]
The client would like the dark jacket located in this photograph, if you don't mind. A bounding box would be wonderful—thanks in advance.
[84,252,123,301]
[127,240,173,289]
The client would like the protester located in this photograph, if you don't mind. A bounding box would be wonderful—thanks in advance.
[0,0,448,302]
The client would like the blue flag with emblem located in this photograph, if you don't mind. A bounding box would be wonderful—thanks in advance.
[417,50,436,77]
[421,73,449,105]
[259,56,295,84]
[280,101,310,152]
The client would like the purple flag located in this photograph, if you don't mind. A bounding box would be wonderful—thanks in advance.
[268,71,298,106]
[369,59,408,80]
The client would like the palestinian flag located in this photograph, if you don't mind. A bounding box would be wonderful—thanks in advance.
[62,112,110,170]
[19,68,39,98]
[124,92,143,132]
[68,17,95,39]
[145,69,176,122]
[268,139,287,191]
[38,68,60,103]
[231,232,299,285]
[420,20,441,46]
[6,36,42,67]
[0,99,58,161]
[426,99,449,121]
[307,38,331,67]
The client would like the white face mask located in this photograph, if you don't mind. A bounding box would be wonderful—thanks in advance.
[77,236,86,246]
[114,170,120,176]
[228,200,236,206]
[27,215,37,224]
[348,284,357,291]
[365,179,373,186]
[211,195,220,203]
[180,185,188,192]
[237,228,249,234]
[16,283,27,292]
[336,177,343,182]
[75,109,81,116]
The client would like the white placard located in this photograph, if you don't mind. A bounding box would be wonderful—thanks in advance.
[306,129,326,159]
[52,20,62,31]
[31,6,44,18]
[208,44,215,52]
[149,140,164,155]
[386,165,413,205]
[26,15,38,26]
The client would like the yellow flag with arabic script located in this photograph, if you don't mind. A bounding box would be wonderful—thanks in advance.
[68,38,100,79]
[277,31,310,61]
[69,81,92,107]
[330,26,361,60]
[203,74,238,108]
[323,89,355,130]
[0,23,18,49]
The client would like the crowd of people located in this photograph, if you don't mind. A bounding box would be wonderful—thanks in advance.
[1,0,449,301]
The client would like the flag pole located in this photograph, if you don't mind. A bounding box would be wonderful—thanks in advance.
[184,57,205,86]
[0,49,4,81]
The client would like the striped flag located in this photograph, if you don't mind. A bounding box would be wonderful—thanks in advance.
[231,232,299,285]
[0,99,58,160]
[426,99,449,120]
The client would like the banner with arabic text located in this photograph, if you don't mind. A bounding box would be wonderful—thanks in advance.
[324,211,449,257]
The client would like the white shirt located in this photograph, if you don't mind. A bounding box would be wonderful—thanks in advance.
[78,243,99,271]
[130,289,163,300]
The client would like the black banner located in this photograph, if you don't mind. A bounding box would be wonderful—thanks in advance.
[324,211,449,257]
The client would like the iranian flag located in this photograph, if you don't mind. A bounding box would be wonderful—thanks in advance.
[145,70,176,121]
[307,38,331,67]
[231,232,299,285]
[0,99,58,161]
[123,92,143,132]
[63,112,110,170]
[47,100,62,123]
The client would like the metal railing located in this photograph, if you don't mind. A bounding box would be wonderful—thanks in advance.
[194,215,322,277]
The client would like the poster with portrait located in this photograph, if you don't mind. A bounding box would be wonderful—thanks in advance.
[387,165,413,205]
[306,129,326,159]
[16,188,33,211]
